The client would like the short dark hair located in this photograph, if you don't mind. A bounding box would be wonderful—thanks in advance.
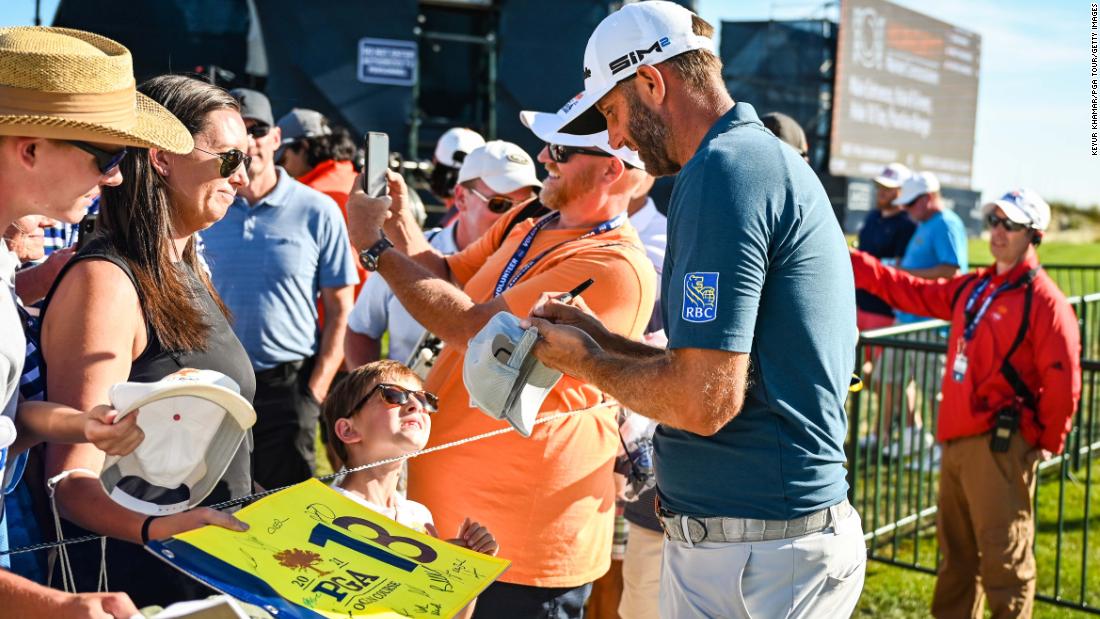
[322,360,425,462]
[295,124,357,168]
[662,15,723,94]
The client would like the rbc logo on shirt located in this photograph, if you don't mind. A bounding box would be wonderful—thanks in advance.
[682,272,719,323]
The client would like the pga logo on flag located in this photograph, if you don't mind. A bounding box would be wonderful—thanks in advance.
[682,272,719,323]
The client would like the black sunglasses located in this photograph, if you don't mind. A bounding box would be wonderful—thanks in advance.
[66,140,128,174]
[246,124,271,139]
[986,213,1029,233]
[547,143,615,164]
[352,383,439,415]
[194,147,251,178]
[467,186,536,215]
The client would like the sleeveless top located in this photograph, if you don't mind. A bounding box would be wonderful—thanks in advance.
[39,236,255,605]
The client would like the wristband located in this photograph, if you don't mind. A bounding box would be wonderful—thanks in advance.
[141,515,159,545]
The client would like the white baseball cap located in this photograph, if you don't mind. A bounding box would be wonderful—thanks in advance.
[520,98,645,170]
[983,188,1051,231]
[456,140,542,194]
[463,312,562,437]
[893,171,941,206]
[100,369,256,516]
[434,127,486,168]
[557,0,715,135]
[873,162,912,189]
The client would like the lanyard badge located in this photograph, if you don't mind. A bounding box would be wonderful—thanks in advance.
[952,340,969,382]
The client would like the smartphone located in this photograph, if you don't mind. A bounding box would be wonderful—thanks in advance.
[74,213,97,251]
[363,131,390,198]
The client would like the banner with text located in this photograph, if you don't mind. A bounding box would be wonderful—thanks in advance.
[830,0,981,188]
[148,479,510,619]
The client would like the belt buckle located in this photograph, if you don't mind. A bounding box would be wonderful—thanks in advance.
[680,515,707,547]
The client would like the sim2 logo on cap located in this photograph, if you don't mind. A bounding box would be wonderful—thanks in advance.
[609,37,672,75]
[682,272,719,323]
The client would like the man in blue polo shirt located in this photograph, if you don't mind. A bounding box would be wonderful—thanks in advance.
[202,89,358,489]
[895,171,969,324]
[527,2,866,616]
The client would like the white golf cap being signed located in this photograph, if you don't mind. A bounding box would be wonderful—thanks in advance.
[463,312,562,437]
[101,368,255,516]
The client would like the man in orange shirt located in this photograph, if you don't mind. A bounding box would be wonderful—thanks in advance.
[345,123,654,617]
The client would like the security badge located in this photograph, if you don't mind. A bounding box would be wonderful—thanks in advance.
[682,272,719,323]
[952,341,968,382]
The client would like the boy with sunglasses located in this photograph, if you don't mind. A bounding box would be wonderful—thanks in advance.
[850,188,1081,618]
[322,360,497,617]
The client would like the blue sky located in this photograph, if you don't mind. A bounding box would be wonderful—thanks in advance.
[698,0,1095,208]
[4,0,1094,207]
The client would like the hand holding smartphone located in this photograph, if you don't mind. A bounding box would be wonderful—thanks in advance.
[363,131,390,198]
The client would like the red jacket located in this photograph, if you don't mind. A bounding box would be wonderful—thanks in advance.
[852,249,1081,453]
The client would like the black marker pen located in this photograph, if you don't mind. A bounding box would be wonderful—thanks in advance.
[556,278,595,304]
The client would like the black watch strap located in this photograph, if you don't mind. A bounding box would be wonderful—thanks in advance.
[359,234,393,271]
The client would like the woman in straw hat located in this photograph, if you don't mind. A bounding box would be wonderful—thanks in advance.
[38,74,255,606]
[0,26,202,617]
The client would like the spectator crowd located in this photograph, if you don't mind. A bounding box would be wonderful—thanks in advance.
[0,3,1082,618]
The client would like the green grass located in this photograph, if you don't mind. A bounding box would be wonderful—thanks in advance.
[968,239,1100,267]
[855,459,1100,617]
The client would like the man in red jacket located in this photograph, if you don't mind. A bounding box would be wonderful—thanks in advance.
[851,188,1081,619]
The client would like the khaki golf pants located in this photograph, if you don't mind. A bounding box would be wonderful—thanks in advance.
[933,433,1041,619]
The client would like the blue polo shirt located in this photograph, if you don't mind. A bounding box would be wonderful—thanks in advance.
[202,168,358,370]
[654,102,856,520]
[896,209,968,324]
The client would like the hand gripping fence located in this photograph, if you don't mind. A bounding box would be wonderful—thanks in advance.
[0,403,607,559]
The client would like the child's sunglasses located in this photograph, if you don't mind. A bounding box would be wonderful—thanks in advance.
[353,383,439,414]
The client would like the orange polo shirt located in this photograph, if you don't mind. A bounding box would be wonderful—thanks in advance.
[407,208,655,587]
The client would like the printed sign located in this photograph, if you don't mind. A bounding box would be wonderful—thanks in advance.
[358,38,418,87]
[830,0,981,188]
[148,479,510,618]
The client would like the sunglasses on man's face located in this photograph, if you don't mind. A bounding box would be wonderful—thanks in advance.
[466,186,535,215]
[352,383,439,415]
[547,143,615,164]
[193,147,251,178]
[986,213,1029,233]
[246,124,271,139]
[66,140,128,175]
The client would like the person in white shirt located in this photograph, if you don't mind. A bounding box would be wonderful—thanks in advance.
[344,142,541,368]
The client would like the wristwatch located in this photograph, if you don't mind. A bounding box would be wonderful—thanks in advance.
[359,234,393,271]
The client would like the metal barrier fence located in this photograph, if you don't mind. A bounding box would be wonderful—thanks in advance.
[972,264,1100,300]
[848,293,1100,614]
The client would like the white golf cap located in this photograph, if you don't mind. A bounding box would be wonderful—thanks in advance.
[463,312,562,437]
[434,127,486,168]
[456,140,542,194]
[983,188,1051,231]
[520,100,645,170]
[557,0,715,135]
[893,171,941,206]
[873,162,912,189]
[101,369,256,516]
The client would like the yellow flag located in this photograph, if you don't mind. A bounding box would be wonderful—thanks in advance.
[148,479,510,618]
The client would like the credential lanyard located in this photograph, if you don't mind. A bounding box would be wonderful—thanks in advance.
[961,271,1032,342]
[492,211,628,297]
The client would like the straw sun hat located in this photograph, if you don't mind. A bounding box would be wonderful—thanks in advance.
[0,26,193,154]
